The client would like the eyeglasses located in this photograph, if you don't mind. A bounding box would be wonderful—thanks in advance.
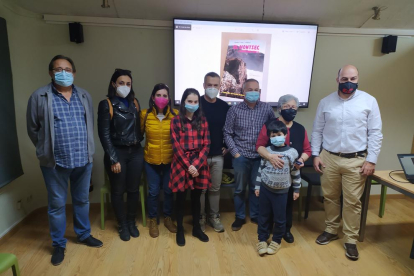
[53,67,73,73]
[115,68,132,73]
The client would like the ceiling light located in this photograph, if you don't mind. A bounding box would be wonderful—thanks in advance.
[372,6,388,20]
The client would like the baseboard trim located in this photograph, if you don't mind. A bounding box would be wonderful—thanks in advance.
[370,194,406,200]
[0,204,100,246]
[0,207,44,245]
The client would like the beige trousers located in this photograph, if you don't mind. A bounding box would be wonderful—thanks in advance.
[320,149,367,244]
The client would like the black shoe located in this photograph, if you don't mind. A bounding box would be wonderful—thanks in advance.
[344,243,359,260]
[315,231,338,245]
[176,228,185,247]
[231,218,246,231]
[127,221,140,238]
[51,247,65,266]
[117,222,131,241]
[283,231,294,243]
[192,227,209,242]
[77,235,104,247]
[250,217,258,225]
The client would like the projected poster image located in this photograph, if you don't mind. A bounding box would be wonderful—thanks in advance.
[219,33,272,102]
[174,19,318,107]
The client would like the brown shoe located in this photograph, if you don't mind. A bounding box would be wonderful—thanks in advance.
[344,243,359,260]
[164,217,177,233]
[315,231,339,245]
[149,218,159,238]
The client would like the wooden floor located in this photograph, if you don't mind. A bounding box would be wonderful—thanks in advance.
[1,197,414,276]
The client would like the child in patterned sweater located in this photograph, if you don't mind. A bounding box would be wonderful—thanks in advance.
[255,120,302,256]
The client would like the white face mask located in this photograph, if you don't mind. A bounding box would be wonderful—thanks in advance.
[205,87,219,99]
[116,85,131,98]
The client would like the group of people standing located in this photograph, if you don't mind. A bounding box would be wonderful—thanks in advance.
[27,55,382,266]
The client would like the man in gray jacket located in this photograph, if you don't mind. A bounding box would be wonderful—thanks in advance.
[27,55,102,266]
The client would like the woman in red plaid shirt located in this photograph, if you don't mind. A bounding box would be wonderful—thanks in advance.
[169,88,211,246]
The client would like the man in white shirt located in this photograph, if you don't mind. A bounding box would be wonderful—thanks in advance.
[311,65,383,260]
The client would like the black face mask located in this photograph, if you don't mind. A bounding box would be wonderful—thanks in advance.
[338,82,358,94]
[280,108,297,122]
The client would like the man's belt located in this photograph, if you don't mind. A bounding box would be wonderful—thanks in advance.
[326,150,367,159]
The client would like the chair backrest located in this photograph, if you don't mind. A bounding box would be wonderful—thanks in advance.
[411,135,414,154]
[303,158,313,168]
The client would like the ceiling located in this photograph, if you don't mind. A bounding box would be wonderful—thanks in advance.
[11,0,414,29]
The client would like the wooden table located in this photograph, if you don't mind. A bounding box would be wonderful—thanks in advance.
[359,170,414,259]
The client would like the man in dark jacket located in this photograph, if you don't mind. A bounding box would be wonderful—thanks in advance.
[26,55,102,266]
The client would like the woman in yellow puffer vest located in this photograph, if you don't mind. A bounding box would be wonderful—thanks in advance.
[140,83,179,238]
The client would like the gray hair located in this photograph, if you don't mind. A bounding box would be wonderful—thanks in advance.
[277,94,299,114]
[242,79,259,91]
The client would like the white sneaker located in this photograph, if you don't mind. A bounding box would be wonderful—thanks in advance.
[208,215,225,232]
[257,241,268,256]
[199,215,206,233]
[267,241,281,255]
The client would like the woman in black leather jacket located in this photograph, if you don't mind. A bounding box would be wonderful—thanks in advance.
[98,69,144,241]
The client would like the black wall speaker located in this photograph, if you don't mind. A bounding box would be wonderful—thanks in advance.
[381,35,397,54]
[69,22,84,44]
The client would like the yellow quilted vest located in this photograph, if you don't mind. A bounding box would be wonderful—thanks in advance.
[140,106,178,165]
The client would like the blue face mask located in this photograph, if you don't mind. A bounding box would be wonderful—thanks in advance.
[54,71,74,87]
[270,136,286,147]
[245,91,260,103]
[185,103,199,113]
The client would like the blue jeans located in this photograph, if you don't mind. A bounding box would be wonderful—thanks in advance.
[41,163,92,248]
[232,155,261,220]
[145,162,174,218]
[257,185,288,243]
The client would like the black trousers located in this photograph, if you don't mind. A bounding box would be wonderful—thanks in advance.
[258,186,288,243]
[104,145,144,224]
[176,189,203,230]
[268,186,294,234]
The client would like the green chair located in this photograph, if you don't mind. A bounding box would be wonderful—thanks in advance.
[0,253,20,276]
[100,172,147,230]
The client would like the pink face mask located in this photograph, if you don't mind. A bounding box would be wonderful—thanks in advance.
[154,97,169,109]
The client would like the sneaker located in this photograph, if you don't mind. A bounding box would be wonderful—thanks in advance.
[208,215,225,232]
[199,215,206,233]
[267,241,281,255]
[257,241,268,256]
[250,217,258,225]
[283,231,294,243]
[344,243,359,260]
[176,228,185,246]
[192,227,209,242]
[164,216,177,233]
[315,231,339,245]
[127,220,140,238]
[222,172,234,184]
[231,218,246,231]
[77,235,103,247]
[149,218,159,238]
[51,247,65,266]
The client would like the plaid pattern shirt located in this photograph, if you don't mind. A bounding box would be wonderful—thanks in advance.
[169,115,211,192]
[224,101,275,158]
[52,86,88,168]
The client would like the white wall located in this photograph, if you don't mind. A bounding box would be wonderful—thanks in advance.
[1,0,413,237]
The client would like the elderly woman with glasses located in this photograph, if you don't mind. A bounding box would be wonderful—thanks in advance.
[255,94,311,244]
